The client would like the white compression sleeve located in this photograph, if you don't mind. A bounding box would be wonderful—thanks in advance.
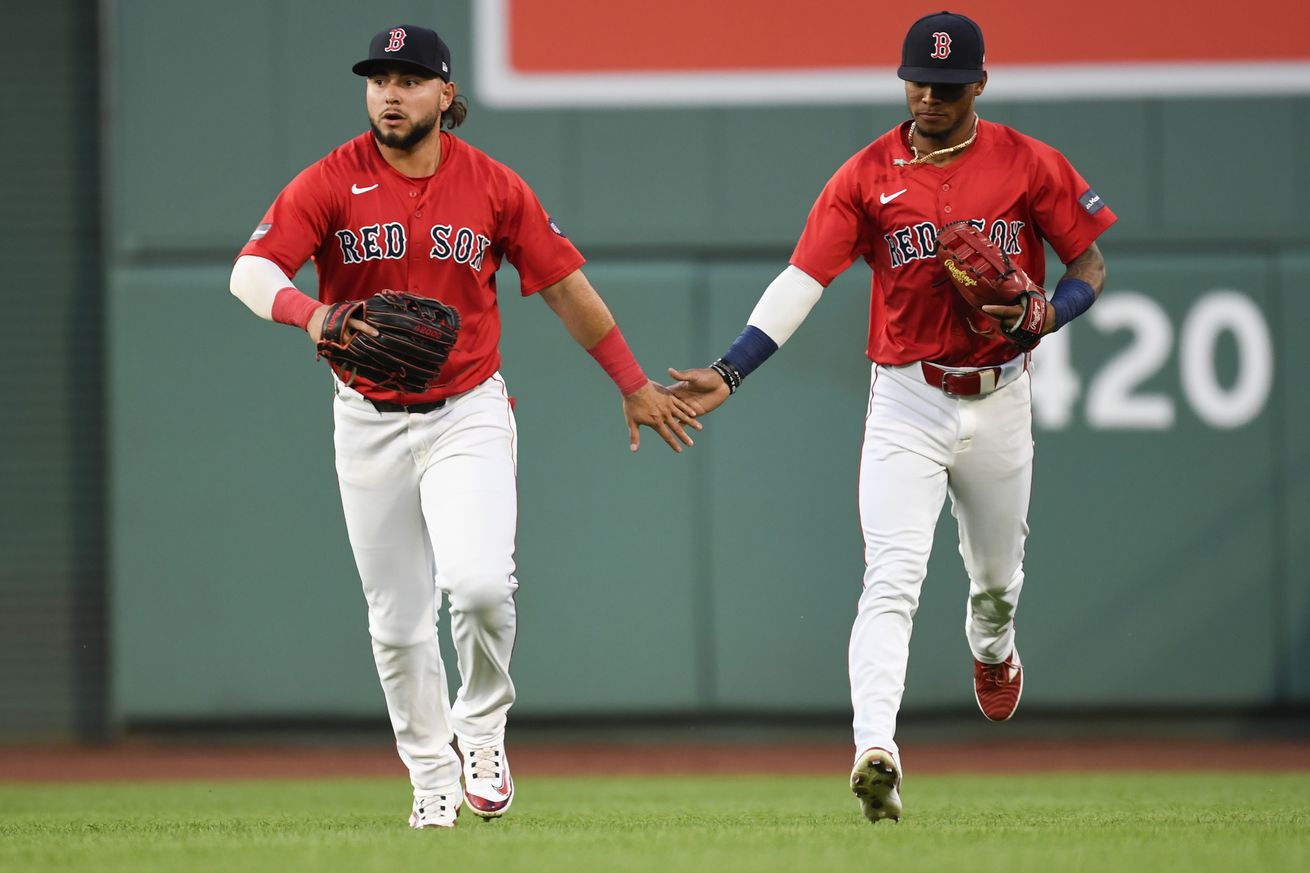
[229,255,296,321]
[746,265,825,346]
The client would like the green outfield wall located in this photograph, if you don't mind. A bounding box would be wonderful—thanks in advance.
[27,0,1309,729]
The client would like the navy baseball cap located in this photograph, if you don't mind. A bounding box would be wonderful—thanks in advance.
[353,25,451,80]
[897,11,985,84]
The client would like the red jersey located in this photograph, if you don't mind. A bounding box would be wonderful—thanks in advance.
[240,131,585,402]
[790,119,1116,368]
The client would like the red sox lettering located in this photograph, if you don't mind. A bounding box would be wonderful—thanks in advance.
[336,223,406,263]
[429,224,492,271]
[334,222,492,271]
[883,218,1025,269]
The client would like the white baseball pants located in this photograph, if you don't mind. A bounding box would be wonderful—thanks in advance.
[850,360,1033,759]
[333,375,519,793]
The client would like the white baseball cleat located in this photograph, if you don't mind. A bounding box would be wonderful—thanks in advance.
[850,747,903,823]
[463,744,514,819]
[409,788,462,829]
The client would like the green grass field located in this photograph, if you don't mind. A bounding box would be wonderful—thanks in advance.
[2,774,1307,873]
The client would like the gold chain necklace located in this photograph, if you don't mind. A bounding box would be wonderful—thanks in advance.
[907,116,979,165]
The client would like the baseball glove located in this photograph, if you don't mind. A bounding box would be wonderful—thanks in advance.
[935,220,1048,351]
[316,291,461,393]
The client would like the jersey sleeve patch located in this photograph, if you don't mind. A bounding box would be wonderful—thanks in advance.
[249,223,272,241]
[548,216,567,238]
[1078,188,1107,215]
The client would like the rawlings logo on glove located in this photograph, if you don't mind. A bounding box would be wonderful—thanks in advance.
[943,258,979,289]
[316,291,461,394]
[936,220,1048,351]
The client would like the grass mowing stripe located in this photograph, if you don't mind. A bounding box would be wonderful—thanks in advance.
[1,773,1306,873]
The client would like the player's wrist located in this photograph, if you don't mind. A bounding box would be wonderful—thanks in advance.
[272,287,323,330]
[1049,278,1096,330]
[588,325,648,396]
[712,325,779,394]
[710,359,743,394]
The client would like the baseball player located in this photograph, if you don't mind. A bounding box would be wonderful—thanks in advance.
[229,24,699,829]
[669,11,1115,821]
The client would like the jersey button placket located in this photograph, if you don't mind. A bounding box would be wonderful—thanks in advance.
[410,191,425,293]
[409,225,422,292]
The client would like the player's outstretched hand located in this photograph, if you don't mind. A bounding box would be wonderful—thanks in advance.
[623,381,702,454]
[666,367,731,417]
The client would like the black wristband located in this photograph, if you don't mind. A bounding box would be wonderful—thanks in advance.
[710,359,743,394]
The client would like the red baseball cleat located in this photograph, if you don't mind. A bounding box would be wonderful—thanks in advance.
[974,648,1023,721]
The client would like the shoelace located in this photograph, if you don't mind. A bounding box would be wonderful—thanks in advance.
[467,748,502,782]
[415,795,454,815]
[979,661,1017,687]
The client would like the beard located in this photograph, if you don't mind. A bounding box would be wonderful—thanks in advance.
[369,111,439,151]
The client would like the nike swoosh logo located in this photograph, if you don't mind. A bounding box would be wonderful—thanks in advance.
[880,189,908,205]
[351,183,379,195]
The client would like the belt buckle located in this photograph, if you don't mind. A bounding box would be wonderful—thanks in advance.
[939,369,976,397]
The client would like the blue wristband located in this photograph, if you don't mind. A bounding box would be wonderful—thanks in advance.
[1050,277,1097,329]
[720,325,779,379]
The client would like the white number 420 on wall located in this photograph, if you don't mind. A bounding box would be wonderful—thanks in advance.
[1030,290,1274,431]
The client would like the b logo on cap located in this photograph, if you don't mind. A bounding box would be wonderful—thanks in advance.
[931,32,952,59]
[386,28,407,52]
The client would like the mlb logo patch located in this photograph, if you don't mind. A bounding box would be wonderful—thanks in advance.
[249,223,272,241]
[548,217,567,237]
[1079,188,1106,215]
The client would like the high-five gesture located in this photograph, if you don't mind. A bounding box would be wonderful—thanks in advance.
[665,367,731,417]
